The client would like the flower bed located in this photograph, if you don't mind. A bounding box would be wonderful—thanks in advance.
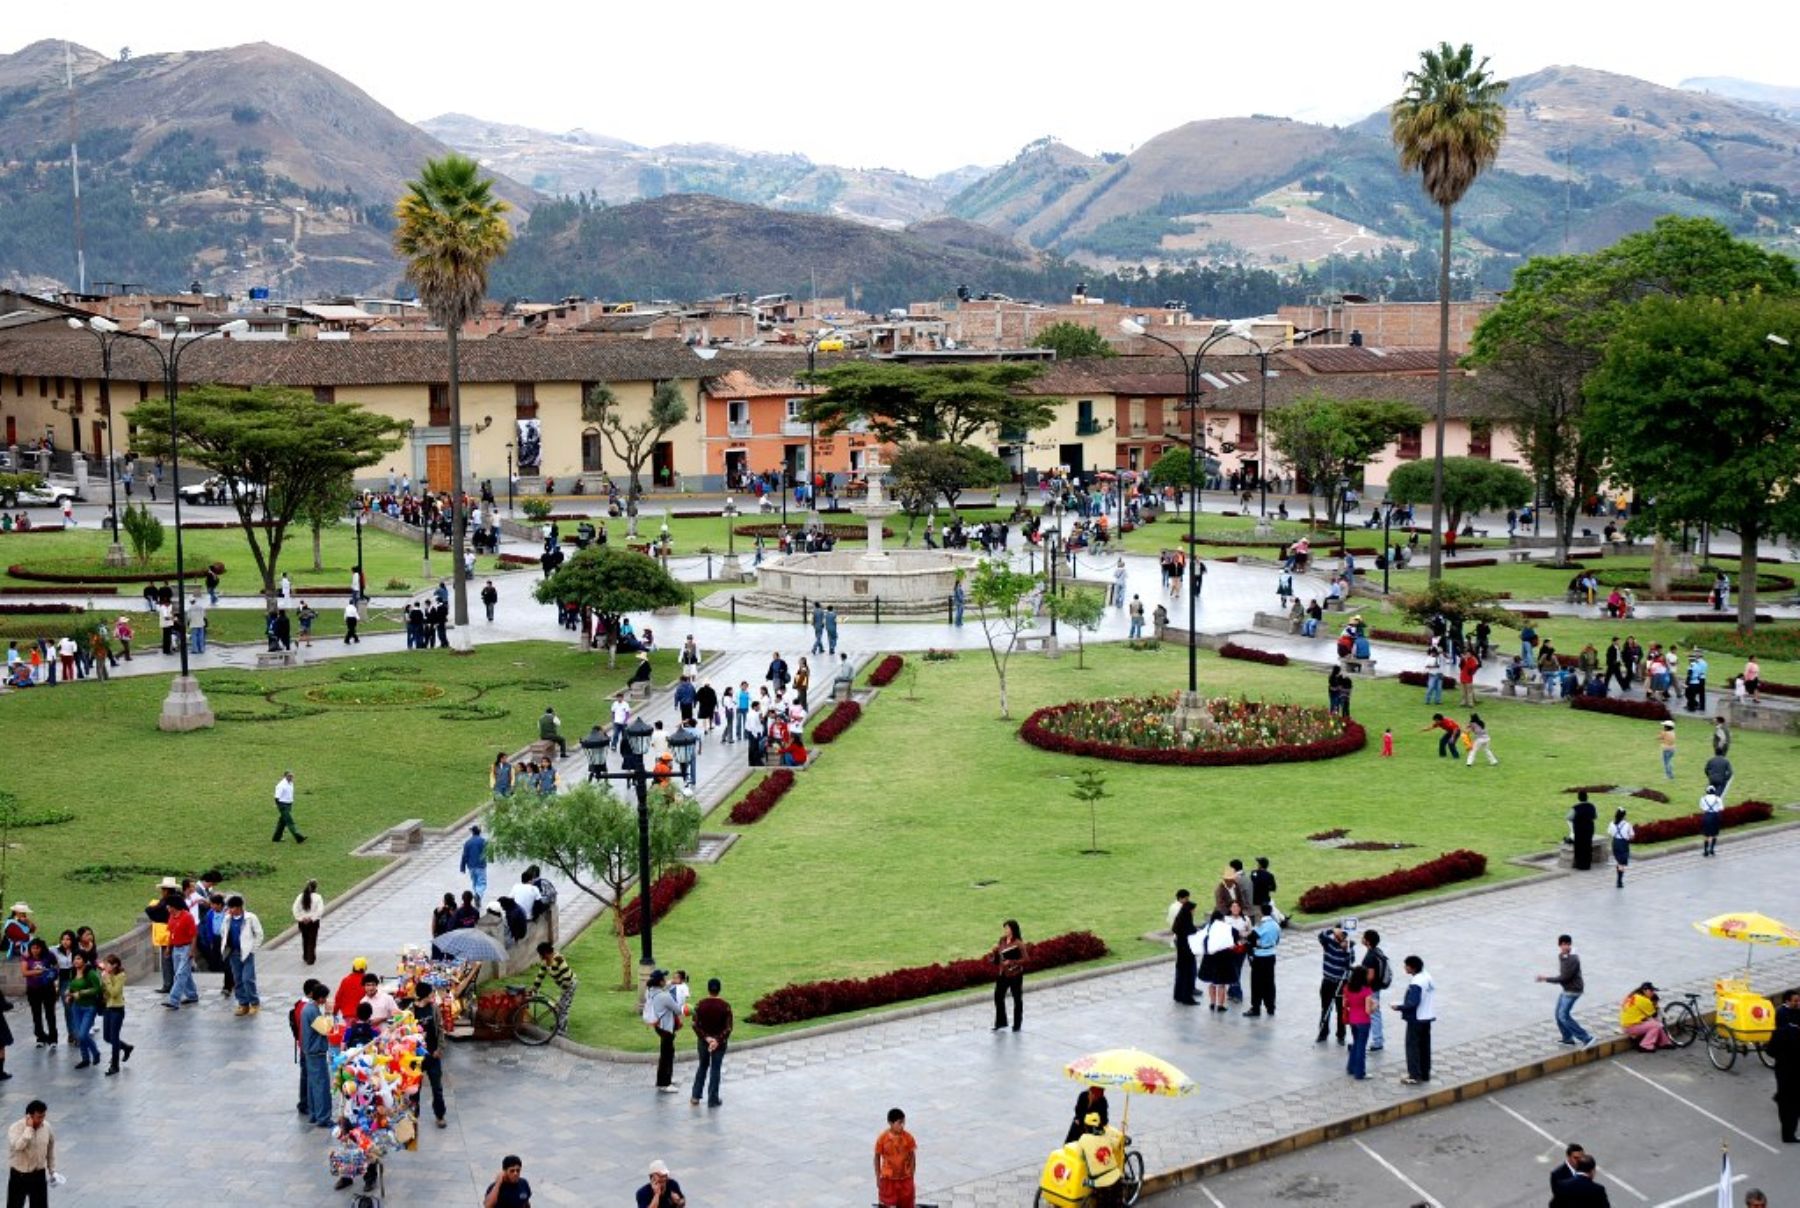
[811,700,863,744]
[922,648,958,662]
[0,586,118,595]
[1369,628,1431,647]
[728,770,796,825]
[1397,670,1430,687]
[747,930,1109,1026]
[1219,642,1289,666]
[0,603,82,615]
[1674,613,1774,624]
[868,654,905,686]
[1296,849,1487,913]
[1569,695,1672,722]
[1442,558,1500,569]
[1757,680,1800,699]
[1020,695,1365,766]
[497,553,539,567]
[620,865,697,936]
[1634,800,1773,844]
[6,560,226,585]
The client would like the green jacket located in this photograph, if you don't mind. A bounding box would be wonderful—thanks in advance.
[66,968,103,1008]
[539,711,561,739]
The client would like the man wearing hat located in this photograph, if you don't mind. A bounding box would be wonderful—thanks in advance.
[1,904,32,960]
[1073,1112,1126,1207]
[635,1159,685,1208]
[143,878,185,995]
[333,957,371,1020]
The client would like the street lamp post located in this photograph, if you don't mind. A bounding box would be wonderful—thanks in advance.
[1118,316,1249,713]
[721,496,742,581]
[117,315,249,731]
[804,338,820,528]
[1247,328,1325,521]
[1338,474,1351,568]
[1382,503,1393,595]
[66,317,128,566]
[578,715,662,989]
[505,443,514,517]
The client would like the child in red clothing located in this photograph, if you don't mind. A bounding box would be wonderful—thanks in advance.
[1380,728,1394,757]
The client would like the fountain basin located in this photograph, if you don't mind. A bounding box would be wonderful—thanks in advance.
[749,548,982,614]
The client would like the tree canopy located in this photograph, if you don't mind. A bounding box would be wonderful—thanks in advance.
[1030,321,1115,360]
[584,381,688,504]
[1265,394,1428,522]
[888,442,1012,514]
[533,546,689,639]
[1585,293,1800,632]
[1384,456,1531,537]
[125,386,405,604]
[968,560,1042,719]
[801,362,1055,445]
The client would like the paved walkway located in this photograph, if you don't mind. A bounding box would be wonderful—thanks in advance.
[21,820,1798,1205]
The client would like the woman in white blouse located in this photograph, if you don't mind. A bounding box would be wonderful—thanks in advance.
[291,880,326,966]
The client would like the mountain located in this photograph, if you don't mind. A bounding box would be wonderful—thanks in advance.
[0,40,535,297]
[487,193,1054,311]
[421,112,984,230]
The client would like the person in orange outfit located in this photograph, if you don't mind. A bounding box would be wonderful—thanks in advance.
[874,1107,917,1208]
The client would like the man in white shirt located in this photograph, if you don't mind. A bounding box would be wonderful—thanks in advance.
[1395,955,1437,1085]
[272,772,306,844]
[509,876,541,921]
[610,694,631,751]
[360,973,400,1025]
[187,595,208,655]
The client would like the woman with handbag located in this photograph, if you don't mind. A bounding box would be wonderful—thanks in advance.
[986,920,1027,1032]
[1608,807,1635,889]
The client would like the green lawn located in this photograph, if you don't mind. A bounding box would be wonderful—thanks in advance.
[557,642,1800,1050]
[0,607,403,647]
[0,641,680,943]
[1376,554,1798,605]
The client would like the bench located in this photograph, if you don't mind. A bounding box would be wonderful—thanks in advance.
[1254,611,1301,635]
[626,679,652,701]
[385,818,426,854]
[1323,596,1346,612]
[1503,549,1535,564]
[255,649,299,670]
[508,739,560,767]
[830,678,856,702]
[1339,657,1379,678]
[1015,632,1061,658]
[1500,678,1548,701]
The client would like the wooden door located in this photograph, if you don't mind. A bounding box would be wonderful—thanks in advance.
[425,444,452,492]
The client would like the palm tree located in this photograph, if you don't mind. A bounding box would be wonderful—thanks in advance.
[1391,42,1507,580]
[394,154,511,642]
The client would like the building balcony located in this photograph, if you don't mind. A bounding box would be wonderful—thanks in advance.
[782,418,812,437]
[1075,418,1104,436]
[727,421,752,438]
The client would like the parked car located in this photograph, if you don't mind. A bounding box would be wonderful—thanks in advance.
[1,478,78,508]
[178,475,262,506]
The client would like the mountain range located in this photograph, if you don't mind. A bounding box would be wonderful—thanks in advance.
[0,38,1795,309]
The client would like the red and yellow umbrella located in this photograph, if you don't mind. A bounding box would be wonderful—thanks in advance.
[1693,911,1800,969]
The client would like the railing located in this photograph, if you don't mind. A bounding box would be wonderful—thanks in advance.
[727,421,752,438]
[1075,418,1103,436]
[781,418,811,437]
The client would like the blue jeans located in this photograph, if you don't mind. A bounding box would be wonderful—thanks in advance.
[1662,749,1675,780]
[102,1005,126,1059]
[1301,618,1318,637]
[692,1037,727,1105]
[305,1052,333,1124]
[1347,1022,1371,1078]
[1555,992,1592,1044]
[228,952,259,1007]
[1424,674,1442,704]
[71,1004,101,1063]
[168,945,197,1005]
[469,865,488,904]
[1368,991,1384,1048]
[190,625,206,654]
[1129,617,1143,639]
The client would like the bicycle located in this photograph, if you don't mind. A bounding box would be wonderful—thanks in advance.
[505,983,569,1047]
[1034,1134,1145,1207]
[1660,990,1778,1072]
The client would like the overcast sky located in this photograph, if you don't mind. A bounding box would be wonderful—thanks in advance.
[7,1,1795,177]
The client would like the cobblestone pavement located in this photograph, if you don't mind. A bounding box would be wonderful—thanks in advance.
[15,819,1796,1206]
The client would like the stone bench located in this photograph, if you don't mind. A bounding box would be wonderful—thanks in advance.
[508,739,561,768]
[255,649,299,670]
[626,679,652,701]
[830,678,855,702]
[385,818,426,853]
[1254,611,1301,634]
[1503,549,1535,564]
[1323,596,1347,612]
[1015,632,1061,658]
[1339,657,1378,678]
[1500,678,1549,702]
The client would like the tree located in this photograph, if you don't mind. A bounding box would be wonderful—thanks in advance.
[1144,447,1212,497]
[584,381,687,535]
[120,503,164,566]
[293,471,356,573]
[1046,588,1105,669]
[1585,294,1800,633]
[1070,769,1110,855]
[1470,218,1800,564]
[1031,321,1115,360]
[1391,42,1508,580]
[533,546,689,664]
[1265,394,1428,522]
[888,442,1012,515]
[1384,457,1530,538]
[126,387,405,605]
[484,781,699,990]
[968,560,1042,719]
[1395,579,1515,631]
[394,153,512,643]
[802,362,1055,445]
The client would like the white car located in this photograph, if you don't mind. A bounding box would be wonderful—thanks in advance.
[178,475,261,505]
[7,481,78,508]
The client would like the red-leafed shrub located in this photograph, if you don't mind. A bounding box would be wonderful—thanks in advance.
[747,930,1109,1025]
[811,700,862,743]
[1219,642,1289,666]
[1442,558,1499,569]
[1516,609,1551,619]
[1569,695,1671,722]
[0,603,82,615]
[0,586,118,595]
[1369,628,1431,647]
[497,553,538,566]
[1297,849,1488,913]
[7,561,226,584]
[728,770,796,825]
[1020,697,1365,767]
[620,865,697,936]
[1758,680,1800,699]
[1675,613,1774,624]
[1397,670,1429,687]
[1633,800,1773,845]
[868,654,905,686]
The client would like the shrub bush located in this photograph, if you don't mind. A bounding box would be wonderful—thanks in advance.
[1296,849,1487,913]
[1397,670,1429,687]
[620,865,697,936]
[6,560,225,585]
[1442,558,1499,569]
[1634,800,1773,844]
[728,770,796,825]
[1021,698,1366,767]
[1369,628,1431,647]
[812,700,863,744]
[0,603,82,615]
[519,496,553,521]
[1674,613,1774,624]
[747,930,1109,1025]
[1219,642,1289,666]
[1569,695,1672,722]
[868,654,905,686]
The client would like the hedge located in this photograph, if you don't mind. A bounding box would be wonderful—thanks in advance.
[1296,849,1488,913]
[1369,628,1431,647]
[868,654,905,686]
[1442,558,1500,569]
[812,700,863,744]
[1019,707,1366,767]
[0,603,82,615]
[1397,670,1429,687]
[1219,642,1289,666]
[0,586,118,595]
[1634,800,1773,845]
[7,561,226,585]
[1569,695,1672,722]
[747,929,1109,1025]
[1675,613,1774,624]
[728,770,796,825]
[620,865,697,936]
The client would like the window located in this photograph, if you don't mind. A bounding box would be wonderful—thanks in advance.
[428,384,450,426]
[514,382,538,418]
[138,381,149,403]
[1397,426,1423,460]
[1468,421,1492,459]
[1236,412,1257,447]
[39,376,47,398]
[1076,399,1100,436]
[785,398,804,420]
[1128,398,1145,434]
[727,400,750,436]
[581,429,604,472]
[55,377,65,398]
[74,379,83,405]
[313,386,335,404]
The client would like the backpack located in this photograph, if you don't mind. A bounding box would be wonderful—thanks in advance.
[534,877,559,910]
[1371,948,1393,991]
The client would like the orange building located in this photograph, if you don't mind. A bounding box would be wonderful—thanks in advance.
[702,367,892,491]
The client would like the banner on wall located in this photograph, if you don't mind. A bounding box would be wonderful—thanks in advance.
[516,419,542,469]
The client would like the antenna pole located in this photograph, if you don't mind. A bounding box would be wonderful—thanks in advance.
[66,42,87,294]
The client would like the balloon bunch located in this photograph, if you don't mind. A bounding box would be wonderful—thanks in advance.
[328,1009,428,1164]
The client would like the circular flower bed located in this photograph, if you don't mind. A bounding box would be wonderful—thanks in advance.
[302,680,448,708]
[6,560,227,585]
[1020,694,1365,766]
[732,522,892,540]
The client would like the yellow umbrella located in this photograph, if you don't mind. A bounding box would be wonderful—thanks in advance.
[1064,1048,1195,1097]
[1692,911,1800,969]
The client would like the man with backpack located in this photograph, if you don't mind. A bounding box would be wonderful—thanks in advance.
[1359,930,1392,1052]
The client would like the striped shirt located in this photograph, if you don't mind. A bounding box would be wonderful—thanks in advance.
[532,954,576,996]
